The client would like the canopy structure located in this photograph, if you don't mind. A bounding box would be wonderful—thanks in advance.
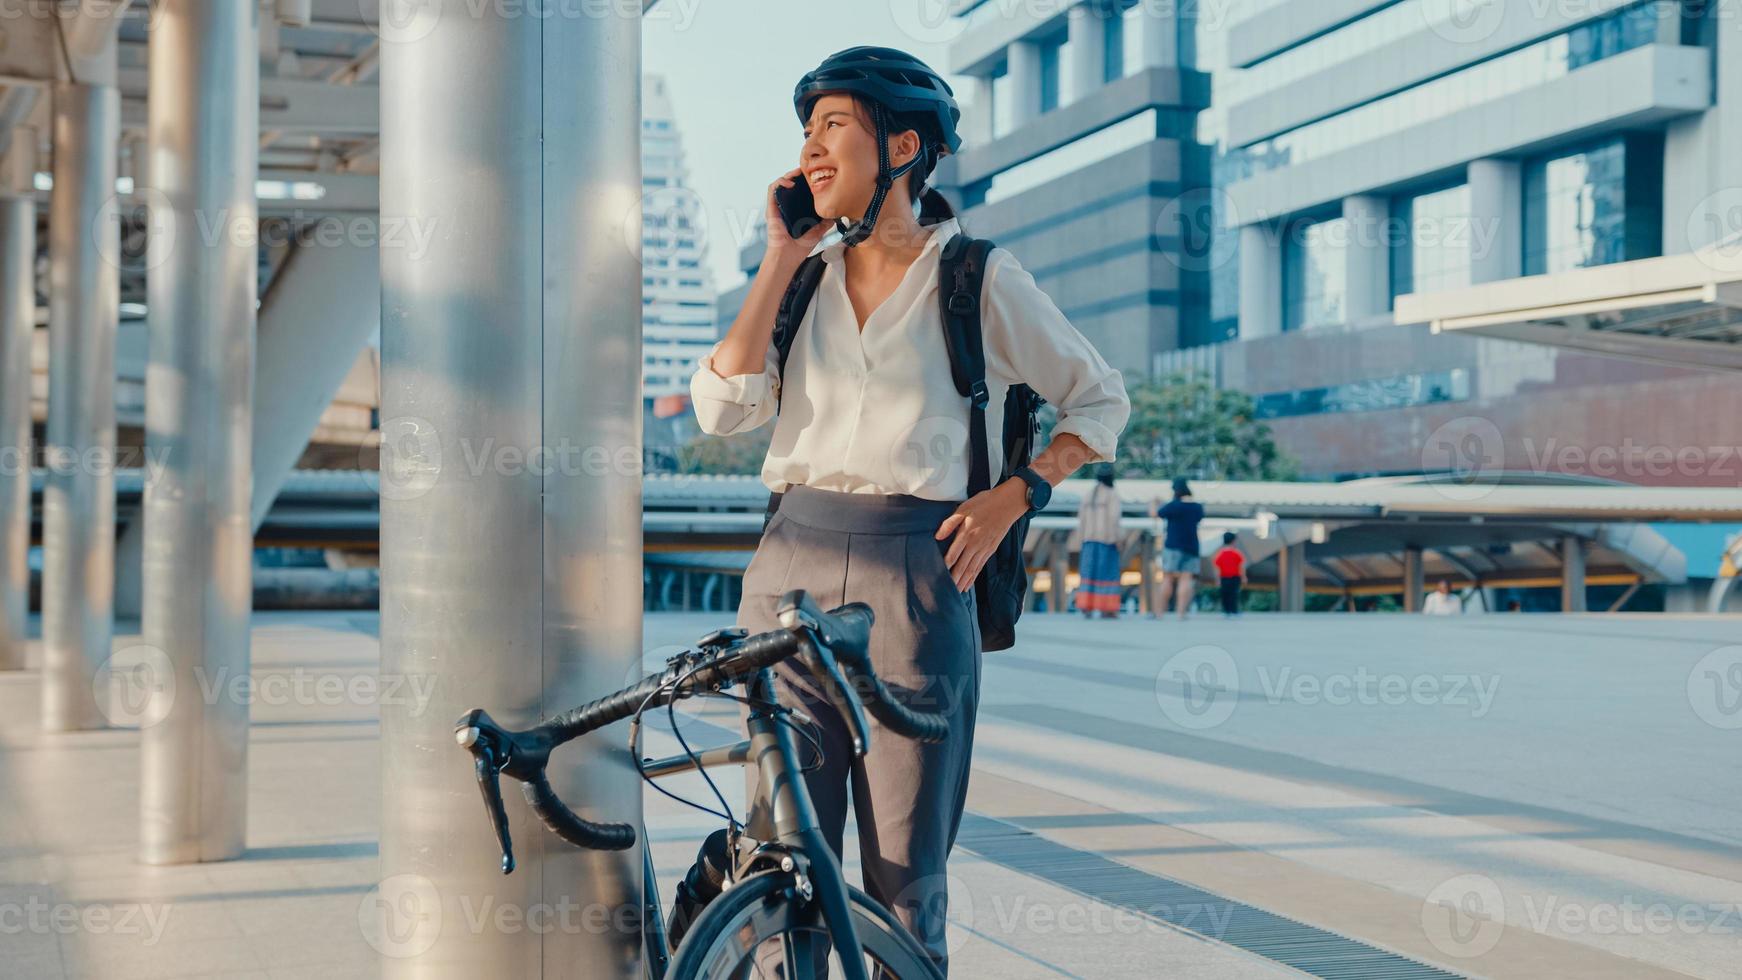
[1395,235,1742,373]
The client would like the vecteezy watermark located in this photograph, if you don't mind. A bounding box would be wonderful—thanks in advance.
[1155,646,1501,731]
[1254,666,1500,717]
[369,0,704,45]
[1419,416,1505,501]
[1687,646,1742,730]
[1421,874,1505,959]
[93,644,441,729]
[0,897,173,947]
[359,874,643,959]
[1154,644,1239,730]
[1156,186,1241,275]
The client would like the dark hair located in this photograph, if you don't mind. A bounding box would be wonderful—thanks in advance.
[1095,463,1115,486]
[1172,477,1192,498]
[1222,531,1237,545]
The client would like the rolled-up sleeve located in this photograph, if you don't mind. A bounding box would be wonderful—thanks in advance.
[689,339,779,436]
[981,248,1130,463]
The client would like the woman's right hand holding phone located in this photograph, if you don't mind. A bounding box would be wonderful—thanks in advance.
[764,167,830,270]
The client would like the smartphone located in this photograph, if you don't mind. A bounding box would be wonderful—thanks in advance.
[774,178,825,240]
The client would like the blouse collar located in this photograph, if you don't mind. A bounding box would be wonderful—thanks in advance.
[815,216,962,267]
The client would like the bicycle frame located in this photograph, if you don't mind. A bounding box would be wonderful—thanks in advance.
[634,665,868,980]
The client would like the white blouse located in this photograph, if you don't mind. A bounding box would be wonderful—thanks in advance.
[689,217,1130,502]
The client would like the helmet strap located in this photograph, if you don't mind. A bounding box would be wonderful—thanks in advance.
[837,101,920,248]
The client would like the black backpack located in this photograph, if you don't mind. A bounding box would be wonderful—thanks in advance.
[760,231,1043,652]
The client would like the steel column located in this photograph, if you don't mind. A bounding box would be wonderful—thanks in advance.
[1277,541,1305,613]
[137,0,259,865]
[378,3,643,975]
[1561,536,1587,613]
[1402,545,1424,613]
[41,80,119,732]
[0,160,33,671]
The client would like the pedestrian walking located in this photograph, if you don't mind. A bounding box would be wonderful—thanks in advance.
[1074,464,1124,618]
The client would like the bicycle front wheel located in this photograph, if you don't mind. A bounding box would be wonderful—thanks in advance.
[667,871,942,980]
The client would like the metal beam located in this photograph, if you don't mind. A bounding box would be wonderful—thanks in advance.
[377,3,643,975]
[137,0,258,866]
[117,70,377,135]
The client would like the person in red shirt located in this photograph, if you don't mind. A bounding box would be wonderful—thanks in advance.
[1211,532,1247,618]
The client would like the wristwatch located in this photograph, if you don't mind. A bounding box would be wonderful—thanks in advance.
[1012,466,1051,515]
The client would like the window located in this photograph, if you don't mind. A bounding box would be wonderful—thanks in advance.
[1283,214,1348,332]
[1104,10,1124,81]
[1392,183,1473,300]
[1039,36,1063,114]
[1522,135,1661,276]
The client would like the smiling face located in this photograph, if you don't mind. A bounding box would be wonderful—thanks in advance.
[800,93,921,222]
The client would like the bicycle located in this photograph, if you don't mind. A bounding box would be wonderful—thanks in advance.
[455,589,952,980]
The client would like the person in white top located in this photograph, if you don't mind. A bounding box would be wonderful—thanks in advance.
[1422,579,1463,615]
[688,47,1130,975]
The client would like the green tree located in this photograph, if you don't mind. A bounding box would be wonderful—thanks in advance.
[676,425,772,476]
[1083,372,1297,481]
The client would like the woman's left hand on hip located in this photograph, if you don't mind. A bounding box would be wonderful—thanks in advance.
[935,480,1028,592]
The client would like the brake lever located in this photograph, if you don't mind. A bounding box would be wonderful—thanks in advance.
[801,637,872,758]
[456,710,517,874]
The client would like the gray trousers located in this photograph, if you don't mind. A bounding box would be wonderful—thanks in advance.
[738,485,982,975]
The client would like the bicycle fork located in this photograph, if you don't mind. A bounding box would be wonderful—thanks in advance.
[744,668,872,980]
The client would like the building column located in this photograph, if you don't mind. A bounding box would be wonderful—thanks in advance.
[42,45,120,732]
[137,0,259,866]
[1132,3,1180,68]
[1006,41,1044,128]
[1343,195,1389,321]
[1066,5,1106,105]
[1277,541,1305,612]
[961,74,994,146]
[0,133,35,672]
[378,3,643,975]
[1467,158,1521,283]
[1239,222,1283,338]
[1402,545,1425,612]
[1561,536,1587,613]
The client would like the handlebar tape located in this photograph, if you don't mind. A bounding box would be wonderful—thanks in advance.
[522,772,637,851]
[843,661,951,744]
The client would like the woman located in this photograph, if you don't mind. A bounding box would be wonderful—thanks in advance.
[1074,465,1125,618]
[689,47,1129,973]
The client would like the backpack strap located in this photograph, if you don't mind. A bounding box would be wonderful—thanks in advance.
[772,253,828,411]
[938,234,997,496]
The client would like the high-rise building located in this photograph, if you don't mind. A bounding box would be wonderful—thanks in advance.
[642,75,716,441]
[932,0,1742,487]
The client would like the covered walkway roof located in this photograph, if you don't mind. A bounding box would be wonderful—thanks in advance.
[1394,234,1742,372]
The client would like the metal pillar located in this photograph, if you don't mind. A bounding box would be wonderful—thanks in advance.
[1277,542,1306,613]
[115,234,379,615]
[378,4,643,975]
[137,0,259,866]
[1561,536,1587,613]
[0,135,35,672]
[41,78,119,732]
[1137,529,1155,615]
[1402,545,1424,612]
[1049,532,1069,612]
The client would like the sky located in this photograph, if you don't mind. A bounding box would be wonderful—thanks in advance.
[643,0,977,291]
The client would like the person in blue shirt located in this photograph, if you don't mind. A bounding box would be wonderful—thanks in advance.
[1148,478,1205,619]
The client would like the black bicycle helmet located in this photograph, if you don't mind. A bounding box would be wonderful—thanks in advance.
[793,46,962,247]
